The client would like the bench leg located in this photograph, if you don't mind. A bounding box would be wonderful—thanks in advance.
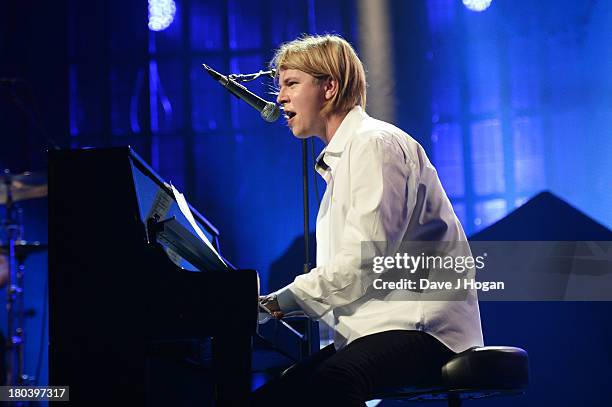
[448,394,461,407]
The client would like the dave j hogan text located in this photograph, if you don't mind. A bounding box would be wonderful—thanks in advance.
[373,278,505,292]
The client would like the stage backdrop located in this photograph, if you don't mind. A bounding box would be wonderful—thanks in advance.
[0,1,610,405]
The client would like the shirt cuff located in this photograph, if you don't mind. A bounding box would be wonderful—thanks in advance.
[275,284,301,313]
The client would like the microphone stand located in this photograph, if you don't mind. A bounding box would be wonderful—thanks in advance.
[301,140,310,277]
[301,139,315,358]
[210,67,318,357]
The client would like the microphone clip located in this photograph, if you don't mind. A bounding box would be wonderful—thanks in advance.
[228,69,276,83]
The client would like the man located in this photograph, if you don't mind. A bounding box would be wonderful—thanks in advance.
[255,34,483,406]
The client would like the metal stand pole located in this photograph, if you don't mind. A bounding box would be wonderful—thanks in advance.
[301,139,311,275]
[2,170,26,387]
[300,140,317,358]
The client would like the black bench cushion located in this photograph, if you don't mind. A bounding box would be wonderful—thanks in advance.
[442,346,529,390]
[373,346,529,400]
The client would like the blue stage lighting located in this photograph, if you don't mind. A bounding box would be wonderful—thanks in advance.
[462,0,492,12]
[148,0,176,31]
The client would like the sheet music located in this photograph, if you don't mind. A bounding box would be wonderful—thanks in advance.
[147,187,173,222]
[169,183,227,267]
[144,187,173,241]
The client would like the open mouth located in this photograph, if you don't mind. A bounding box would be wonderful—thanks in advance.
[284,110,297,121]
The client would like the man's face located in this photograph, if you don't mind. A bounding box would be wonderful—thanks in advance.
[277,69,327,138]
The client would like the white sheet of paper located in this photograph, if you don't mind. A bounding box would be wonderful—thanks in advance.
[169,183,227,267]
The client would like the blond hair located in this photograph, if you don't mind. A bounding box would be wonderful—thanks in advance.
[271,34,367,115]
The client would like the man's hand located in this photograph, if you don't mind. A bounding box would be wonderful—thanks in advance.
[259,294,284,319]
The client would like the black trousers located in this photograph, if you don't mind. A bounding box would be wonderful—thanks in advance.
[252,329,455,407]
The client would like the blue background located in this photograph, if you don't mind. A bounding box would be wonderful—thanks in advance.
[1,0,611,405]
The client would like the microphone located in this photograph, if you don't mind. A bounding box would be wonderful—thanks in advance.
[202,64,280,123]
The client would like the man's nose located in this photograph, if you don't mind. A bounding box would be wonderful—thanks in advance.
[277,89,288,105]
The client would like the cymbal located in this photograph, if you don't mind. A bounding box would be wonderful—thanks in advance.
[0,240,48,257]
[0,171,47,205]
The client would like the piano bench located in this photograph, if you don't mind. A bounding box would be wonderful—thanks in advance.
[371,346,529,407]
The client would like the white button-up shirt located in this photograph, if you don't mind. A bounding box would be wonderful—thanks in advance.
[277,106,483,352]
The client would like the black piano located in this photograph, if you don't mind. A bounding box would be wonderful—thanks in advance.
[49,147,263,406]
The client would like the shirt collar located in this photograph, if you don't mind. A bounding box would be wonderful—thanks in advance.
[325,105,367,154]
[315,106,367,178]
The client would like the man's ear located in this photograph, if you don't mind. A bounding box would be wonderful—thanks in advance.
[322,76,339,101]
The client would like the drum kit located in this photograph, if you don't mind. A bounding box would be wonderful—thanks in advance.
[0,169,48,387]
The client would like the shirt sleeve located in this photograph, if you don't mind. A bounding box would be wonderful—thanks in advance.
[275,284,300,313]
[284,133,417,319]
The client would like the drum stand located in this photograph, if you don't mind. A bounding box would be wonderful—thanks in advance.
[2,170,30,387]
